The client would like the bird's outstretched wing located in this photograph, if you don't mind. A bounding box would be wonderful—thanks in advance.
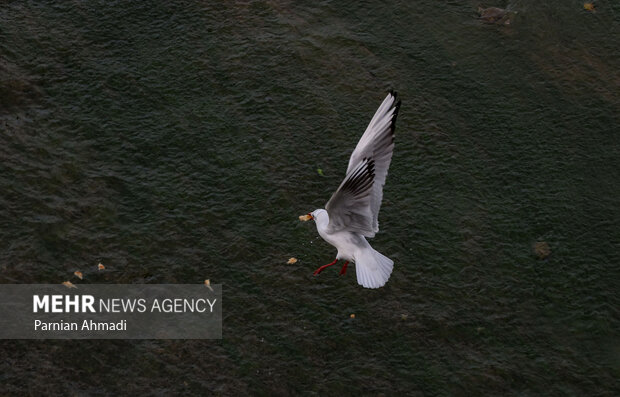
[325,91,400,237]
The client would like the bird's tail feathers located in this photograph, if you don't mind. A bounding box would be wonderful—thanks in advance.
[355,248,393,289]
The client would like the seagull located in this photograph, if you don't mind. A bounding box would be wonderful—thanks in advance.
[300,91,401,289]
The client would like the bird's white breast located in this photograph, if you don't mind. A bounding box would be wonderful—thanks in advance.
[316,227,370,262]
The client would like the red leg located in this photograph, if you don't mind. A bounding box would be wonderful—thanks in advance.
[313,259,338,276]
[339,261,349,275]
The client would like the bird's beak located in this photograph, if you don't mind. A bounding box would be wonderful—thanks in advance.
[299,213,313,221]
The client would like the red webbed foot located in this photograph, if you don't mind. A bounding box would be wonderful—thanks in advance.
[313,259,338,276]
[339,261,349,275]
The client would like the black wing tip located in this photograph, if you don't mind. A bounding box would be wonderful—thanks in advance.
[365,157,376,175]
[388,89,401,104]
[342,158,375,197]
[387,90,401,140]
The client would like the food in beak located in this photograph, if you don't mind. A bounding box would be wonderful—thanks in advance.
[299,214,313,221]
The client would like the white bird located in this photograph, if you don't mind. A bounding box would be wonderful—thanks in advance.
[300,91,401,288]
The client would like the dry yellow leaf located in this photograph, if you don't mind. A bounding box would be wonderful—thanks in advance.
[350,313,355,319]
[204,279,214,292]
[62,281,77,289]
[287,257,298,264]
[584,3,595,11]
[98,263,105,271]
[74,271,83,280]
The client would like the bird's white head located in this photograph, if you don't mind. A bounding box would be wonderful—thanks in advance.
[311,209,328,225]
[299,209,329,228]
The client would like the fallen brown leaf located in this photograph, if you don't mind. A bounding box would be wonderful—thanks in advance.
[74,271,83,280]
[534,241,551,259]
[62,281,77,289]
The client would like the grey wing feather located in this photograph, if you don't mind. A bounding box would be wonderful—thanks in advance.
[325,158,376,235]
[326,91,401,237]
